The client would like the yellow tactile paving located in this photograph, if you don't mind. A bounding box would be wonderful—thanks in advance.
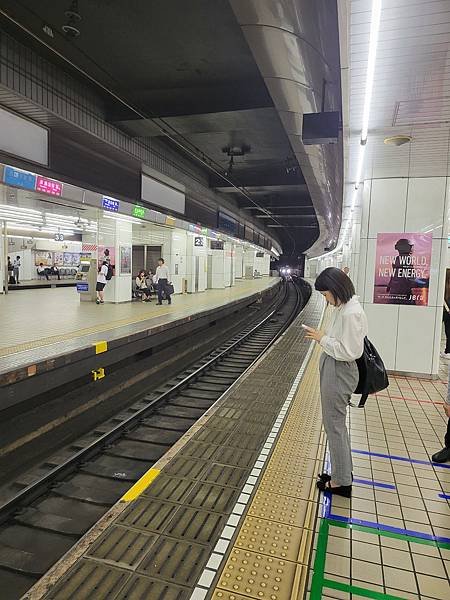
[212,340,324,599]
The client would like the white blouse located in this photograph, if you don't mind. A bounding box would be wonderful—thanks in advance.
[319,296,368,362]
[155,265,169,281]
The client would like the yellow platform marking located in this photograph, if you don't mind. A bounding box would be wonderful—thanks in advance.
[212,336,328,599]
[91,367,105,381]
[120,468,160,502]
[94,340,108,354]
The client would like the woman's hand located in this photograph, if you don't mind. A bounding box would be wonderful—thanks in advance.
[304,325,324,343]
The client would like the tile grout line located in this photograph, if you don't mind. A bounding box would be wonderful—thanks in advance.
[189,337,317,599]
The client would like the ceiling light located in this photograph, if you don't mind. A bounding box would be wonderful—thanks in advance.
[361,0,382,143]
[384,135,412,146]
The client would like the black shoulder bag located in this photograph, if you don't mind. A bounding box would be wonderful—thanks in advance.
[354,337,389,407]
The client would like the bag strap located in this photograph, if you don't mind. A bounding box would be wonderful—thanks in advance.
[445,300,450,313]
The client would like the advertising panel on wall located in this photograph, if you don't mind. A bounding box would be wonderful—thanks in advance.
[373,232,432,306]
[119,245,132,275]
[98,246,115,269]
[142,174,185,215]
[0,106,48,166]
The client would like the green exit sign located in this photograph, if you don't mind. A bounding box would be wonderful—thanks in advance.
[132,205,146,218]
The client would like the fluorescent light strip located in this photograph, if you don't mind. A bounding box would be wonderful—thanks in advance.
[360,0,382,143]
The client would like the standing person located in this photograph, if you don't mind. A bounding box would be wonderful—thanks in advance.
[431,378,450,463]
[155,258,171,305]
[304,267,368,497]
[96,260,108,304]
[13,255,21,284]
[442,270,450,359]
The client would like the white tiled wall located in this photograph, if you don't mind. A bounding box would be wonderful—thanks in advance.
[359,176,449,376]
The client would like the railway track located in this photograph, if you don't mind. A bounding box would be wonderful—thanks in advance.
[0,278,309,598]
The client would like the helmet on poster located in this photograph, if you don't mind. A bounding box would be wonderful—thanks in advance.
[394,238,413,253]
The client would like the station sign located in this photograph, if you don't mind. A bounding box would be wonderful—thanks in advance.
[36,176,63,196]
[132,205,146,219]
[3,166,36,191]
[76,282,89,292]
[54,233,64,241]
[102,196,120,212]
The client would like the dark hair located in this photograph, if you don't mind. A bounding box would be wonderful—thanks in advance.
[104,249,110,256]
[315,267,355,304]
[158,258,164,263]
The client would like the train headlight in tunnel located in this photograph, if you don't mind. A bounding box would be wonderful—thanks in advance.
[287,269,291,274]
[281,268,286,274]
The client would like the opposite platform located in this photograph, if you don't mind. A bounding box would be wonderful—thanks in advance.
[0,277,279,388]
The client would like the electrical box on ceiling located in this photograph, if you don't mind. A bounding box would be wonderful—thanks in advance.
[302,112,340,145]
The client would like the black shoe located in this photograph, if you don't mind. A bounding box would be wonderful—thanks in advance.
[431,447,450,463]
[318,472,353,483]
[317,480,352,498]
[156,302,162,305]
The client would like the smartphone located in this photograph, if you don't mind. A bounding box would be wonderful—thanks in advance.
[301,324,311,330]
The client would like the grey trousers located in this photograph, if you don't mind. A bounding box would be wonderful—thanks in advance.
[319,353,359,486]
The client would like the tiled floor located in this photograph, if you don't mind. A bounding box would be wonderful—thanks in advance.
[0,277,277,356]
[204,311,450,599]
[310,374,450,600]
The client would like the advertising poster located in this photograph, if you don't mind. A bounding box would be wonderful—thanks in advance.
[54,252,64,266]
[119,245,131,275]
[98,245,115,268]
[34,251,53,266]
[373,233,432,306]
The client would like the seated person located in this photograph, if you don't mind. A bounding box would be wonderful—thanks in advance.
[135,270,151,302]
[146,270,155,294]
[49,264,61,280]
[37,262,49,280]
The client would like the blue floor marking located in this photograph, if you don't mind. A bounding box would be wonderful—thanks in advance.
[352,448,450,469]
[328,510,450,545]
[353,478,396,490]
[438,493,450,500]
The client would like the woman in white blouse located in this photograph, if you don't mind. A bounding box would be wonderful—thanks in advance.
[304,267,368,497]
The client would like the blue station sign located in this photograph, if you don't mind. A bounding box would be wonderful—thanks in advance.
[102,196,120,212]
[4,166,37,191]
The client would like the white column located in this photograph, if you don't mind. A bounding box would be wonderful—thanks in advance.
[210,248,225,289]
[357,177,449,377]
[234,245,244,278]
[224,242,233,287]
[98,216,132,303]
[169,230,187,293]
[243,249,256,278]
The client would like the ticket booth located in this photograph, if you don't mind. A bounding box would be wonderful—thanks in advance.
[76,258,97,302]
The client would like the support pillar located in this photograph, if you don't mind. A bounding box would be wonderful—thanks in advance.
[357,177,449,377]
